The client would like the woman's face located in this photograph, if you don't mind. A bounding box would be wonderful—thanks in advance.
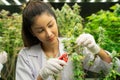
[31,12,58,46]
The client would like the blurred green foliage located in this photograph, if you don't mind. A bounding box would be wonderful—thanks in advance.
[52,3,83,38]
[84,4,120,53]
[0,10,23,80]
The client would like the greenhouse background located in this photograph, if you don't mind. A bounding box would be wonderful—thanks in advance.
[0,0,119,5]
[0,0,120,80]
[0,0,120,18]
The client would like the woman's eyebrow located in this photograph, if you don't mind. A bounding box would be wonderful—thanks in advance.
[47,19,52,26]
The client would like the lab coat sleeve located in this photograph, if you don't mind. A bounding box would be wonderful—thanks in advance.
[82,48,113,74]
[16,49,35,80]
[115,58,120,73]
[0,63,3,77]
[100,51,120,74]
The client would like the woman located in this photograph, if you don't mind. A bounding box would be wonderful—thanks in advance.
[16,0,112,80]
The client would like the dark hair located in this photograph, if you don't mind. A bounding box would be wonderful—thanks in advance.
[22,0,56,47]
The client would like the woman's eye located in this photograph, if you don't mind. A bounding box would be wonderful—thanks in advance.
[37,29,44,33]
[48,24,53,28]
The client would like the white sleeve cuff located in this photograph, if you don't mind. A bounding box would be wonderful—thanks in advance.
[0,63,3,77]
[0,63,3,72]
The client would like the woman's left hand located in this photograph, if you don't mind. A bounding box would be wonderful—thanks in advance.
[76,33,100,55]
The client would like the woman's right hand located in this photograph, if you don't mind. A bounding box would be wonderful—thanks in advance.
[39,58,67,80]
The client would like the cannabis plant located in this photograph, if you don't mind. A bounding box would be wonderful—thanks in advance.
[0,10,23,80]
[53,3,85,79]
[84,4,120,53]
[84,3,120,79]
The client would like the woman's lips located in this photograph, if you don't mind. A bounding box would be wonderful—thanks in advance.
[48,37,54,42]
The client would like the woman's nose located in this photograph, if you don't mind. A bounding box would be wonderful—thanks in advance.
[46,28,52,37]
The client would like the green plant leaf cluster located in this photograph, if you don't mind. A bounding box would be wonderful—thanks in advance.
[52,3,83,38]
[53,3,85,79]
[0,10,23,80]
[62,36,85,80]
[84,4,120,53]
